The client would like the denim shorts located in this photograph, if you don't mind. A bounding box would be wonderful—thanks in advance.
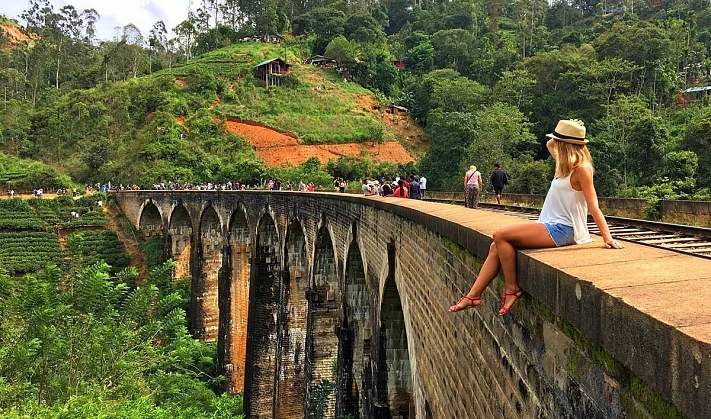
[542,222,575,247]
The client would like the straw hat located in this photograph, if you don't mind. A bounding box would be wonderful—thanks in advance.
[546,119,588,145]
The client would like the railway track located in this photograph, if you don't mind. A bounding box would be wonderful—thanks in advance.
[425,198,711,260]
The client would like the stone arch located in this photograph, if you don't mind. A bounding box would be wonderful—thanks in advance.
[168,204,192,280]
[138,201,163,236]
[192,206,222,342]
[244,213,281,419]
[337,233,371,417]
[275,219,309,418]
[219,207,251,394]
[307,224,340,416]
[377,242,414,417]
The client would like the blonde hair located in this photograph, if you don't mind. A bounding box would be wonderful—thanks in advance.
[469,165,477,171]
[554,141,594,178]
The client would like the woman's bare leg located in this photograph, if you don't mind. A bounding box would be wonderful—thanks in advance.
[451,222,557,311]
[451,242,501,310]
[494,223,556,311]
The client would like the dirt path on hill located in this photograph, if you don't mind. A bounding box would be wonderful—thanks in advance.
[105,205,149,282]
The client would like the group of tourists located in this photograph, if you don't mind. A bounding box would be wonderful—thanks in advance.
[450,119,624,316]
[361,174,427,199]
[146,180,322,192]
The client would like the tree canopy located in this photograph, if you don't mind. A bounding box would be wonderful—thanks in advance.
[1,0,711,194]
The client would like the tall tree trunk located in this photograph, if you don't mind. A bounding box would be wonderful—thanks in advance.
[56,38,62,89]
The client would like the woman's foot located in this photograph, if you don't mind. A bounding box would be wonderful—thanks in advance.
[498,288,523,315]
[449,295,482,312]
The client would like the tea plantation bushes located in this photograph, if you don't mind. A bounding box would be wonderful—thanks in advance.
[0,211,46,230]
[63,210,108,227]
[70,231,130,273]
[24,196,108,227]
[0,196,116,275]
[0,232,65,274]
[0,199,46,230]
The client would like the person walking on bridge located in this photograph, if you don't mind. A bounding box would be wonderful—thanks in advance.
[449,119,624,315]
[464,165,483,208]
[490,163,508,205]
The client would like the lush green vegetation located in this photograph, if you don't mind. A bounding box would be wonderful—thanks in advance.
[0,258,243,418]
[0,41,399,187]
[69,230,130,274]
[0,195,106,229]
[140,236,167,270]
[0,195,240,417]
[0,196,128,276]
[3,0,711,199]
[0,231,64,275]
[0,152,75,193]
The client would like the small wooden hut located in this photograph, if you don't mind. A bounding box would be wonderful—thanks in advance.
[305,55,336,68]
[682,85,711,104]
[253,58,291,87]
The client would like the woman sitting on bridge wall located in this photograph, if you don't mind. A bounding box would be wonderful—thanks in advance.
[449,119,624,315]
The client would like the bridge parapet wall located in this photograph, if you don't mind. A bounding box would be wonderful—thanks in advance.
[113,191,711,418]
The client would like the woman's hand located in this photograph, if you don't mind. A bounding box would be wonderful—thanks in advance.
[604,238,624,249]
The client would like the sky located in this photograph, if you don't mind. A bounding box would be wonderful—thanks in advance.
[0,0,191,41]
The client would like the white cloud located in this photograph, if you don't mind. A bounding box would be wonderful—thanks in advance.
[0,0,190,42]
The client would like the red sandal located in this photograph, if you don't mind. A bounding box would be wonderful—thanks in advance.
[449,295,482,312]
[498,288,523,316]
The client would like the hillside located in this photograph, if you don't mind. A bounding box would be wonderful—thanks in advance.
[1,40,424,188]
[159,42,425,164]
[0,17,33,47]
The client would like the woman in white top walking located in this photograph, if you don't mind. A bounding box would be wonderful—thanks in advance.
[449,119,624,315]
[464,165,483,208]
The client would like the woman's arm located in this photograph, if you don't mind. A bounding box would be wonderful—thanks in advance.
[463,173,468,188]
[477,173,484,193]
[577,164,624,249]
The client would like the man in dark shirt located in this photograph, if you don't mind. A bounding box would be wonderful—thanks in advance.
[408,175,421,199]
[490,163,509,204]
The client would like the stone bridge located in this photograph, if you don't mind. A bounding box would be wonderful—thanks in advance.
[114,191,710,419]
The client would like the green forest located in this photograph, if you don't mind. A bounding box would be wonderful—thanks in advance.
[2,0,711,200]
[0,195,244,418]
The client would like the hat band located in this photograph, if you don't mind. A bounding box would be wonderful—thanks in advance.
[553,130,585,141]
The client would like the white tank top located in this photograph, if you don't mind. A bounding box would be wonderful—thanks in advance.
[537,171,592,244]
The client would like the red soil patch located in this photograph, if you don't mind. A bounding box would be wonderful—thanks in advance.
[355,94,429,158]
[176,116,186,125]
[1,24,34,47]
[210,96,220,108]
[224,119,414,167]
[175,77,187,88]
